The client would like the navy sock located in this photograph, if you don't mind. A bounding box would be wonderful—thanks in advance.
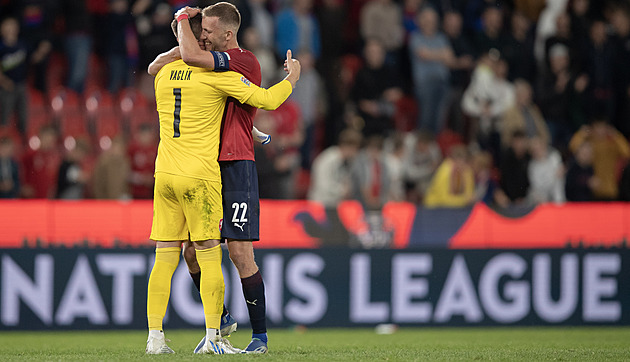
[241,271,267,335]
[191,271,228,317]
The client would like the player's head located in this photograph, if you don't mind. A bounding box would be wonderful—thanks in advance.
[201,2,241,51]
[171,12,203,41]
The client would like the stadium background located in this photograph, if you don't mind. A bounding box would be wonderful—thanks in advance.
[0,0,629,332]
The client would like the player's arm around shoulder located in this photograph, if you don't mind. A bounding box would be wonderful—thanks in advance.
[148,47,182,76]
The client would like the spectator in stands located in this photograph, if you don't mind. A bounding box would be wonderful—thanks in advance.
[497,130,530,206]
[350,135,393,210]
[290,51,325,170]
[424,144,475,208]
[527,137,565,204]
[61,0,92,93]
[462,52,514,157]
[242,27,277,88]
[0,136,19,198]
[0,17,28,135]
[568,0,591,43]
[537,44,587,150]
[471,150,497,205]
[21,125,61,199]
[402,130,442,203]
[93,136,130,199]
[247,0,275,50]
[128,123,157,199]
[473,5,507,56]
[106,0,133,93]
[275,0,321,60]
[610,3,630,138]
[360,0,404,63]
[569,119,630,200]
[409,7,453,134]
[17,1,55,93]
[503,11,537,83]
[581,20,614,121]
[443,11,475,135]
[384,133,405,202]
[56,138,91,199]
[544,12,581,72]
[501,79,550,148]
[565,140,598,201]
[308,128,362,207]
[352,39,403,136]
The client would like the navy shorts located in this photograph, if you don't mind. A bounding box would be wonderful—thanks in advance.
[220,160,260,241]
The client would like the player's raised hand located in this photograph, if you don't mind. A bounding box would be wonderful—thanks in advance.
[284,49,301,88]
[174,6,200,20]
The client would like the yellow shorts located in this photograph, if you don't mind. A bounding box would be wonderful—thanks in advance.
[150,172,223,241]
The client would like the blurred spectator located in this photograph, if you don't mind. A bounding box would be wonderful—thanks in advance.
[61,0,93,93]
[473,5,507,56]
[471,150,497,205]
[350,135,393,210]
[527,136,565,204]
[569,119,630,200]
[503,11,537,83]
[409,7,453,133]
[497,130,530,205]
[443,11,475,135]
[424,144,475,208]
[0,17,28,135]
[290,51,325,169]
[568,0,591,45]
[537,44,587,150]
[402,130,442,203]
[565,140,597,201]
[93,136,130,199]
[534,0,569,67]
[21,125,61,199]
[0,136,19,198]
[56,138,91,199]
[247,0,274,49]
[106,0,133,93]
[128,123,157,199]
[242,27,277,88]
[384,133,405,201]
[581,20,614,121]
[359,0,404,62]
[402,0,424,37]
[501,79,550,148]
[352,39,403,136]
[275,0,321,60]
[316,0,346,80]
[255,103,304,199]
[462,52,514,157]
[308,128,362,207]
[610,3,630,138]
[544,12,581,72]
[17,1,56,93]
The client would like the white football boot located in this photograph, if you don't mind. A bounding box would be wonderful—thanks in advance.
[145,330,175,354]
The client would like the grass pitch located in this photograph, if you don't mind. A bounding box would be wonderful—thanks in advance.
[0,327,628,361]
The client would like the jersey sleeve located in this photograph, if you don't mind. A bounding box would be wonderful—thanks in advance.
[212,71,292,111]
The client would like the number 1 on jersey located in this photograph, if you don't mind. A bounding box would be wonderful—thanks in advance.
[173,88,182,138]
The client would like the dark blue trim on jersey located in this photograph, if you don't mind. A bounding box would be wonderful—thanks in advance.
[211,51,230,72]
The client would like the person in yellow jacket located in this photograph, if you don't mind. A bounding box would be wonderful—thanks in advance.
[424,144,475,208]
[569,119,630,200]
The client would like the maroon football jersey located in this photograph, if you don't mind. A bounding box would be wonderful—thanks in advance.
[218,48,262,161]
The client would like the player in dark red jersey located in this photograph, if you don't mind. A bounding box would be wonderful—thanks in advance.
[149,3,299,354]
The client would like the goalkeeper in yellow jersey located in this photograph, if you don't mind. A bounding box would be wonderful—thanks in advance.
[145,12,301,355]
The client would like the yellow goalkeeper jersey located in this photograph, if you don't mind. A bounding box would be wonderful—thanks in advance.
[154,59,292,181]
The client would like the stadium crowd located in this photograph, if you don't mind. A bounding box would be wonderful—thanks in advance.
[1,0,630,207]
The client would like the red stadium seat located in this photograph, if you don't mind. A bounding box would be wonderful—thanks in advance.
[393,96,418,133]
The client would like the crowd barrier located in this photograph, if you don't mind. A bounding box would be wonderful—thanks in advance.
[1,248,627,330]
[0,200,628,249]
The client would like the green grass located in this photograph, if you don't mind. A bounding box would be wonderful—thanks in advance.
[0,327,628,361]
